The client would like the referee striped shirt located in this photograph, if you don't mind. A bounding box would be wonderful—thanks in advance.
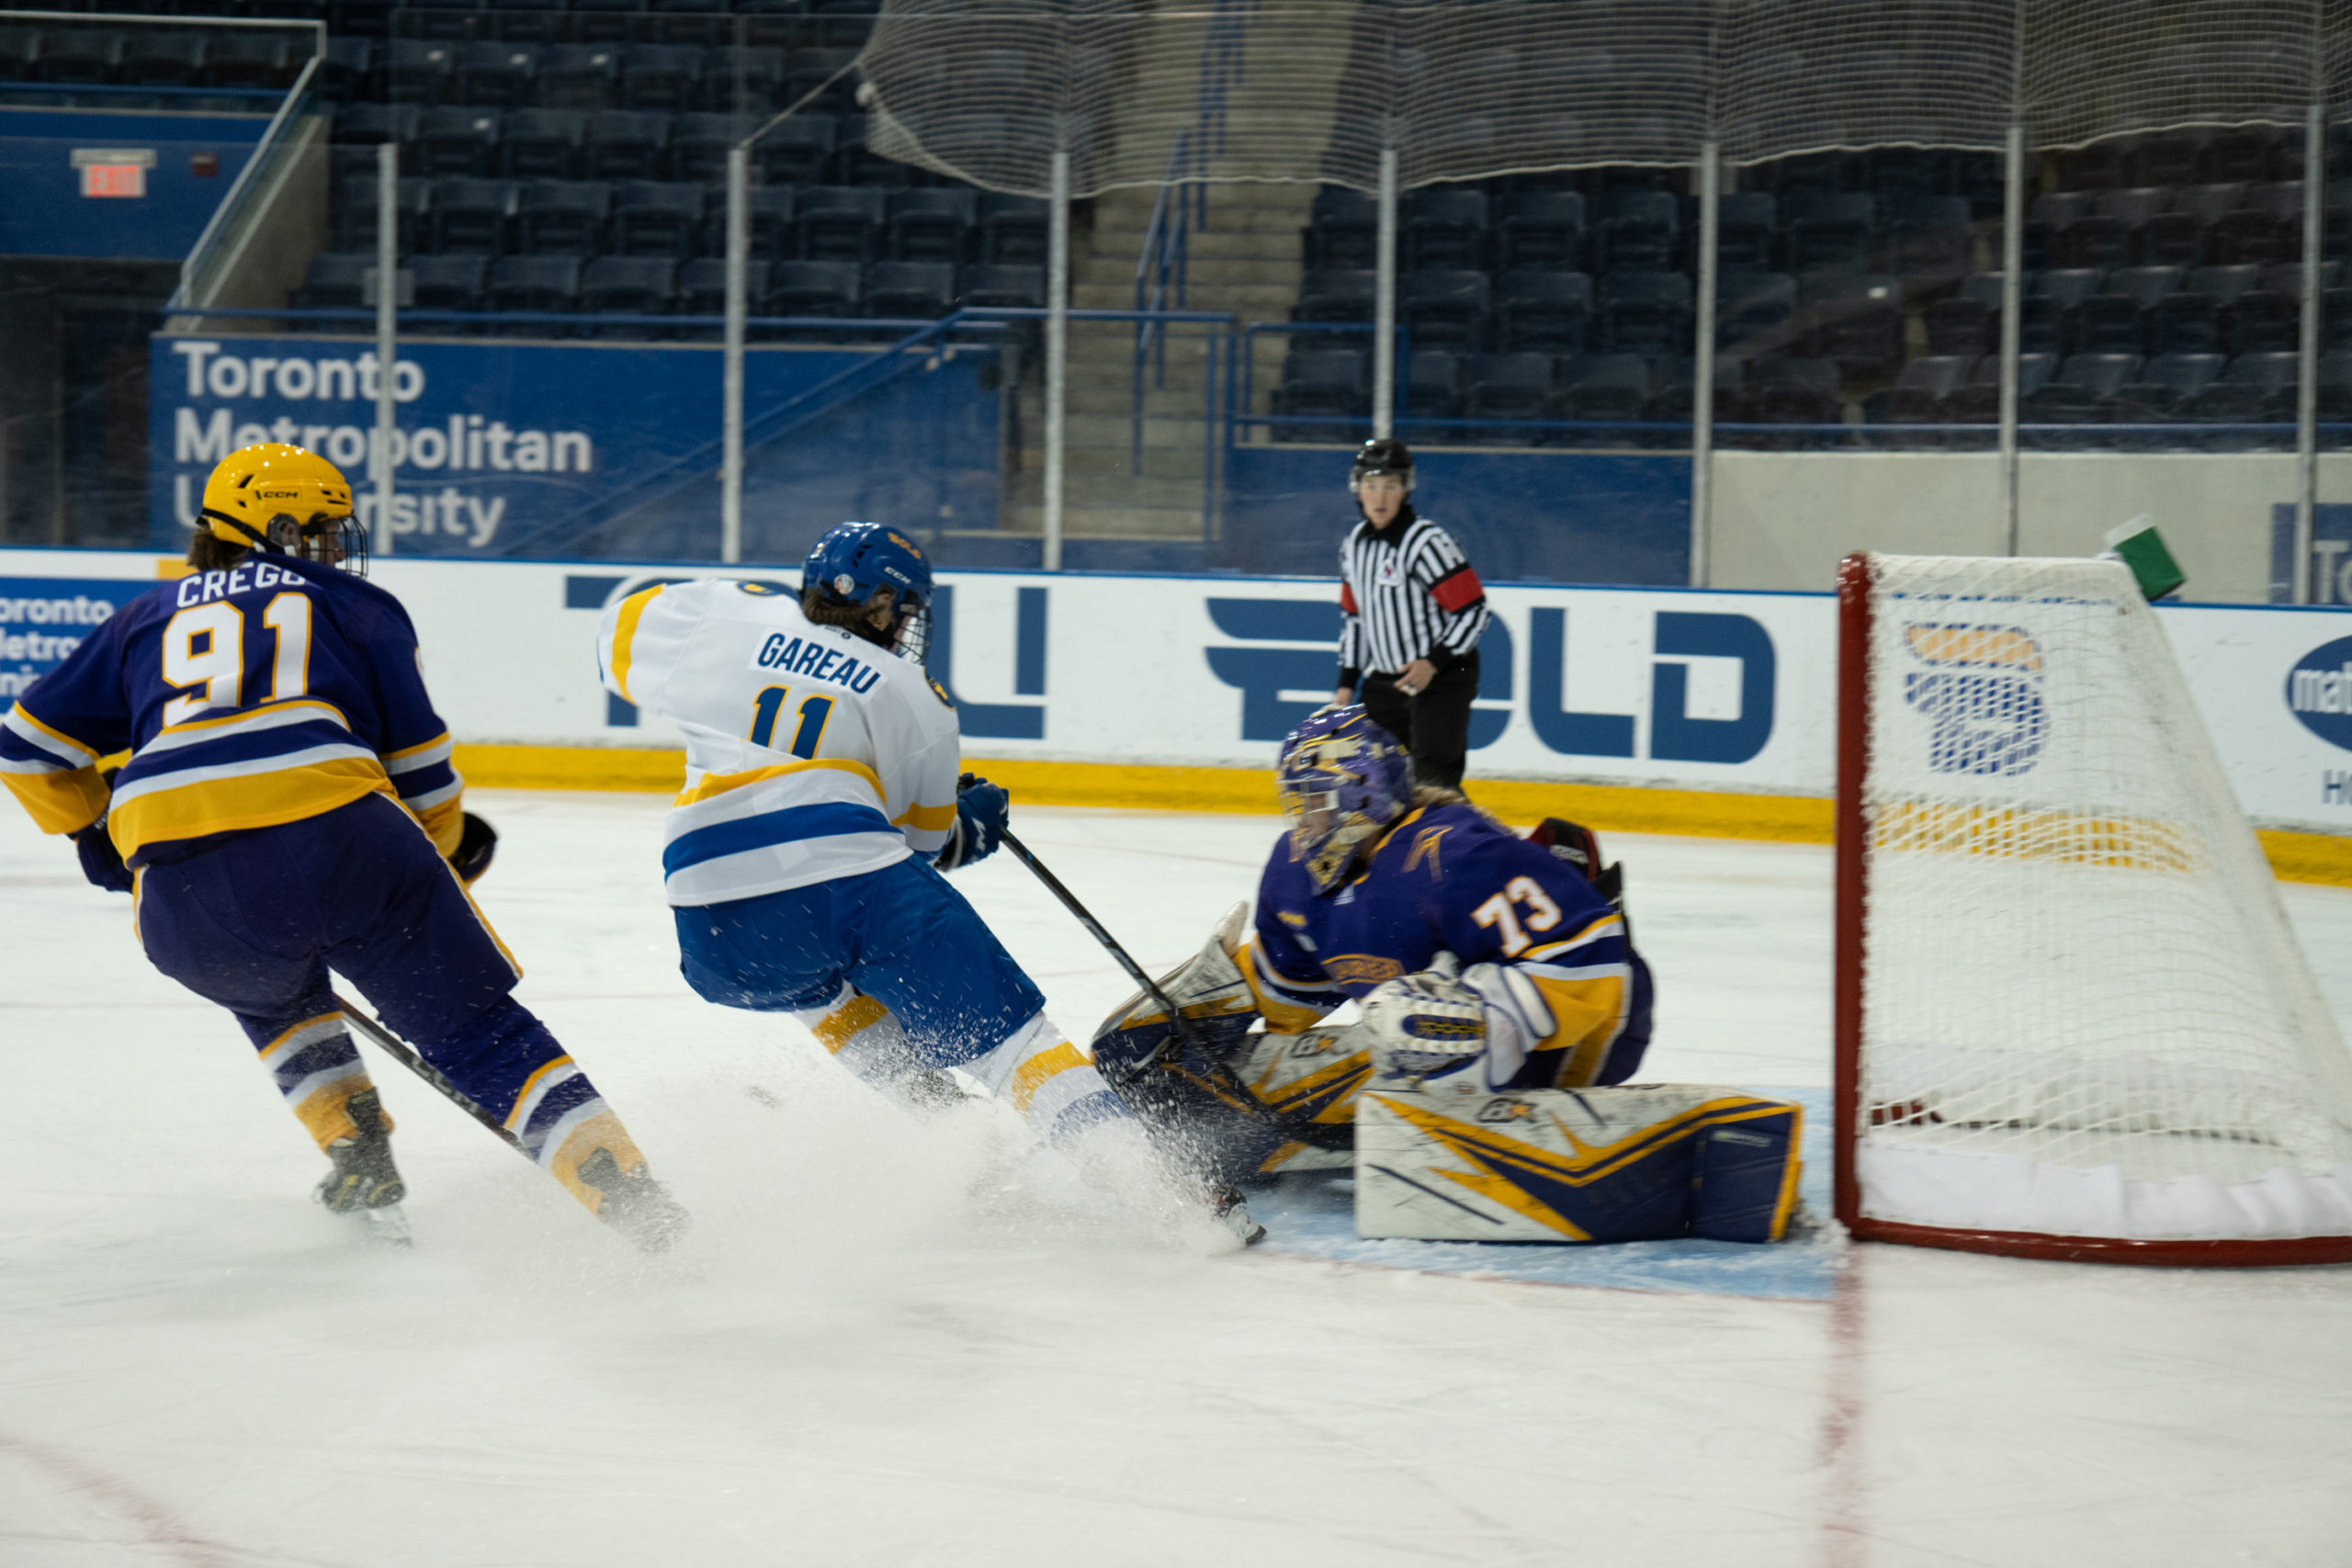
[1336,508,1489,683]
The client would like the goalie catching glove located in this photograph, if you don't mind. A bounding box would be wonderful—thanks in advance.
[1361,956,1557,1093]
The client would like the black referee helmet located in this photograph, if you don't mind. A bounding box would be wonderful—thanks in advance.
[1349,436,1414,491]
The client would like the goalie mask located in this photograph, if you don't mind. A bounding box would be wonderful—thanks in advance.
[802,521,933,662]
[198,444,368,575]
[1276,705,1412,892]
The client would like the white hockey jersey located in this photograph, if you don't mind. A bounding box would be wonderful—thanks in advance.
[595,579,961,907]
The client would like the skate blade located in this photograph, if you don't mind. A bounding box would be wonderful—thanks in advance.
[344,1203,413,1248]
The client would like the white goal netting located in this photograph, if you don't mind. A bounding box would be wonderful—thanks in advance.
[1853,555,2352,1246]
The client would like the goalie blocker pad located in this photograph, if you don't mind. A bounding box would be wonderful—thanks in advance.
[1355,1082,1804,1245]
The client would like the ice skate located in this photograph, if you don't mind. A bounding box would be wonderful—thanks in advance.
[1207,1182,1267,1247]
[576,1147,693,1255]
[315,1089,410,1245]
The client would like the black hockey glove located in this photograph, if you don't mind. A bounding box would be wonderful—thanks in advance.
[72,766,131,895]
[448,811,499,884]
[1531,815,1627,924]
[941,773,1009,870]
[73,821,132,895]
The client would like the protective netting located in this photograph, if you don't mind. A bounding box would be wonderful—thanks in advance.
[1854,555,2352,1243]
[853,0,2352,197]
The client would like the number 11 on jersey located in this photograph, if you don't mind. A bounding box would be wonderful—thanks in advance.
[749,685,834,759]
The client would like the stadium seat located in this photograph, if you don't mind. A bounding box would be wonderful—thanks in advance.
[668,113,741,183]
[489,3,565,45]
[1306,187,1380,270]
[828,115,915,187]
[1783,192,1874,272]
[1864,354,1974,431]
[2020,267,2106,354]
[429,176,517,254]
[888,188,978,264]
[410,253,489,317]
[1404,188,1487,271]
[487,254,582,323]
[1934,351,2058,425]
[2210,200,2290,265]
[537,44,622,110]
[2021,352,2139,442]
[1593,190,1679,273]
[1462,353,1555,438]
[398,0,486,43]
[650,0,730,48]
[36,28,124,85]
[786,46,862,114]
[1762,150,1847,196]
[1925,271,2006,356]
[863,261,956,318]
[1865,147,1950,198]
[622,44,703,112]
[2204,129,2285,186]
[2227,286,2300,355]
[766,259,862,317]
[515,179,613,254]
[333,103,422,147]
[292,253,373,311]
[122,32,207,87]
[455,41,537,108]
[337,175,432,253]
[569,0,650,46]
[1803,272,1902,376]
[203,32,293,93]
[580,256,677,333]
[2319,351,2352,432]
[1400,270,1489,352]
[679,256,766,317]
[1494,192,1585,272]
[755,113,836,185]
[415,107,502,177]
[1597,270,1692,355]
[501,108,586,179]
[956,264,1046,310]
[611,180,704,256]
[0,24,38,82]
[1645,355,1745,431]
[1878,194,1971,292]
[1404,351,1464,424]
[796,186,888,262]
[1554,354,1652,435]
[320,38,375,102]
[2188,263,2267,309]
[2188,351,2299,444]
[703,185,797,258]
[1715,270,1796,356]
[1490,270,1592,354]
[1713,192,1779,272]
[2068,265,2173,355]
[2055,141,2126,190]
[960,193,1041,265]
[701,46,786,113]
[2107,352,2226,444]
[386,39,456,104]
[579,109,668,180]
[2132,133,2207,188]
[1271,350,1368,440]
[1746,358,1844,442]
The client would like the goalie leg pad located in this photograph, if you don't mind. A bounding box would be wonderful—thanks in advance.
[1354,1083,1804,1245]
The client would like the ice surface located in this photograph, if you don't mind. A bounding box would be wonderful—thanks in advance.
[4,792,2349,1566]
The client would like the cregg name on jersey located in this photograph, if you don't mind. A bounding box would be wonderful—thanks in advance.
[750,634,883,694]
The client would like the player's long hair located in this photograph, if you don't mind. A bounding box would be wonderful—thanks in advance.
[801,583,908,652]
[187,531,248,572]
[1408,783,1513,835]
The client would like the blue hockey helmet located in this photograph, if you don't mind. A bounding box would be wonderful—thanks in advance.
[1275,705,1413,891]
[802,521,933,660]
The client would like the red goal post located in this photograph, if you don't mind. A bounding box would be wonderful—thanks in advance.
[1833,553,2352,1266]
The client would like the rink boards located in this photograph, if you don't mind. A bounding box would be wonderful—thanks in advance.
[4,548,2352,842]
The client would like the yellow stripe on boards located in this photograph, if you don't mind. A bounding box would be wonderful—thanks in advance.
[439,745,2352,887]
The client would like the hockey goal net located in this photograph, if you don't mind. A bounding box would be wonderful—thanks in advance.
[1835,553,2352,1264]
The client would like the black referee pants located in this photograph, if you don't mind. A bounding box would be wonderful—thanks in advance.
[1360,650,1478,793]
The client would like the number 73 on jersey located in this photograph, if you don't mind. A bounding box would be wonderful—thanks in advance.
[748,685,835,759]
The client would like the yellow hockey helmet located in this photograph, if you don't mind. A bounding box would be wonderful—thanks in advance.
[198,444,366,572]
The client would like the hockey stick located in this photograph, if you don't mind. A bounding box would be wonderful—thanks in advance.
[333,991,527,1155]
[994,828,1304,1133]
